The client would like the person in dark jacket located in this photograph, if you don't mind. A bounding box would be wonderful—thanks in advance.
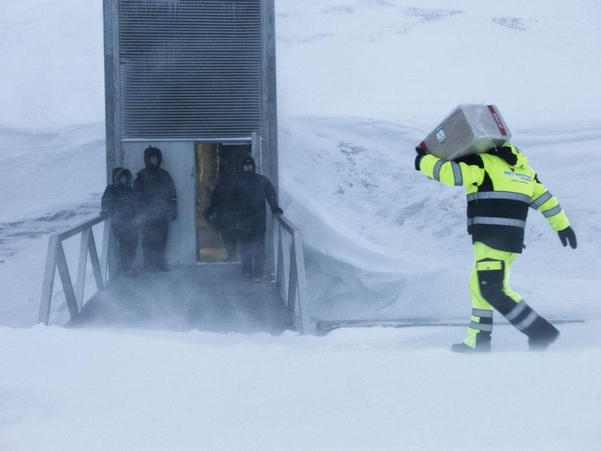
[101,167,139,276]
[133,146,177,272]
[204,171,239,261]
[234,154,283,282]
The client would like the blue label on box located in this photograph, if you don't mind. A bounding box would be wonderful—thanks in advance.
[435,126,446,142]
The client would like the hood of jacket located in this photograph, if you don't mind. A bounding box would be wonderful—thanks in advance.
[115,169,134,186]
[144,145,163,169]
[112,167,133,186]
[240,153,256,174]
[488,142,528,169]
[112,167,124,184]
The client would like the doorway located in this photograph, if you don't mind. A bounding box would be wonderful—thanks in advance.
[195,142,251,262]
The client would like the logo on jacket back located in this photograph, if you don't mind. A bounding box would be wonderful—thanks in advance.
[504,170,531,183]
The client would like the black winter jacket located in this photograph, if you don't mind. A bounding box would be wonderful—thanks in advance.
[101,167,138,230]
[133,146,178,221]
[233,155,281,234]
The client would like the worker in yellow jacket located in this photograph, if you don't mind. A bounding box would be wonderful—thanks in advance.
[415,143,577,352]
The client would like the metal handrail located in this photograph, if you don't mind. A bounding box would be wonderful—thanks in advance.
[38,215,111,325]
[273,214,312,333]
[39,212,311,332]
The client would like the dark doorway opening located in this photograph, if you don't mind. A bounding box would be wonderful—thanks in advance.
[195,142,251,262]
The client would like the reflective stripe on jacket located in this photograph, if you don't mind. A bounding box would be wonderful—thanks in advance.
[418,143,570,253]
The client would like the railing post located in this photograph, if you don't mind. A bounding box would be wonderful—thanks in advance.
[292,230,310,333]
[272,215,312,333]
[287,242,299,317]
[39,215,110,325]
[88,227,105,291]
[101,218,111,282]
[55,242,80,320]
[275,222,286,296]
[75,228,91,311]
[38,235,59,325]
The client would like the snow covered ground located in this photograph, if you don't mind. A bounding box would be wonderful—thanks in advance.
[1,1,600,450]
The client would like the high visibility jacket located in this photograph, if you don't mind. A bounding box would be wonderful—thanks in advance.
[418,143,570,253]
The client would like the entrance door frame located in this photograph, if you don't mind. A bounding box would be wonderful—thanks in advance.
[196,138,250,263]
[192,133,262,263]
[119,133,261,268]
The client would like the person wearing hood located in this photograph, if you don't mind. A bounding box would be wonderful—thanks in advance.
[101,167,139,276]
[415,142,577,353]
[133,146,177,272]
[233,154,283,282]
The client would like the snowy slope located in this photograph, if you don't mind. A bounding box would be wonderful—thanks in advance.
[275,0,601,128]
[280,117,601,322]
[1,1,600,450]
[274,0,601,322]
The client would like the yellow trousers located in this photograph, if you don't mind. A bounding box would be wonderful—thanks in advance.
[464,242,523,347]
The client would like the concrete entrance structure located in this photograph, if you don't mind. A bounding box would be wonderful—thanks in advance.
[103,0,278,267]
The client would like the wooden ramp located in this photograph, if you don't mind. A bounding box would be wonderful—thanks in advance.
[67,263,293,335]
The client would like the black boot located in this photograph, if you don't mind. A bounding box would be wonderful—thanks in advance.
[451,333,491,353]
[504,301,560,351]
[525,317,560,351]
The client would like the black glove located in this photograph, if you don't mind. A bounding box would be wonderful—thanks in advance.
[558,226,577,249]
[272,207,283,216]
[415,147,428,171]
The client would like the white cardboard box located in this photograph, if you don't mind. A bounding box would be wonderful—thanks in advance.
[419,104,511,160]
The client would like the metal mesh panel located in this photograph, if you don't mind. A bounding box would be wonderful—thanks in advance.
[118,0,262,139]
